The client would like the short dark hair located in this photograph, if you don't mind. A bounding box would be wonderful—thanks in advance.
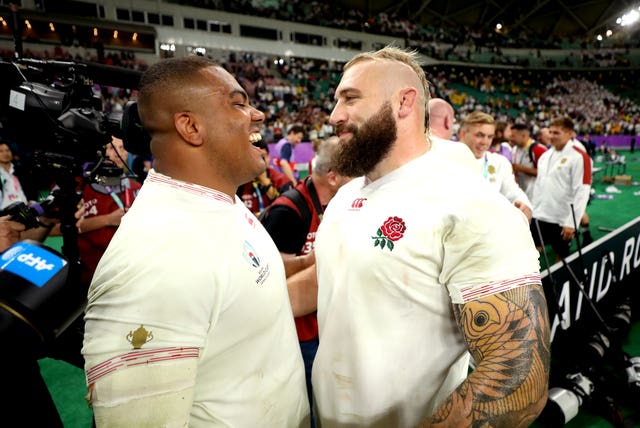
[511,123,530,133]
[287,125,305,135]
[549,116,575,131]
[137,56,218,129]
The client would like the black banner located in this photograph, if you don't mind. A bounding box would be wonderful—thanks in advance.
[542,217,640,343]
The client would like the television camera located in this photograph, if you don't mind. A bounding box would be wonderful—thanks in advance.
[538,256,639,427]
[0,57,141,353]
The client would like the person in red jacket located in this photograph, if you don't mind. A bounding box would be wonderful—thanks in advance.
[237,139,292,216]
[77,135,141,286]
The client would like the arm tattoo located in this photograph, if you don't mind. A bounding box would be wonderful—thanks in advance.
[427,283,551,428]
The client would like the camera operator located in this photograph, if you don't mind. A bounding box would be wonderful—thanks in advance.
[0,204,85,252]
[77,135,141,286]
[0,215,25,250]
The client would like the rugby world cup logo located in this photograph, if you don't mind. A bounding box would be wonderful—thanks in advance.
[243,241,260,268]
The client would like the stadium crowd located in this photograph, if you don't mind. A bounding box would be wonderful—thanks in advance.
[170,0,640,50]
[1,43,638,144]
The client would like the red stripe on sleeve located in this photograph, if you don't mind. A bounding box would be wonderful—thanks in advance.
[572,145,592,185]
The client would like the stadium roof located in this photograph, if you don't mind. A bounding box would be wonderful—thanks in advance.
[341,0,638,39]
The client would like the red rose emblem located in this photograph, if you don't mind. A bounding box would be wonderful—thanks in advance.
[372,216,407,251]
[380,216,406,241]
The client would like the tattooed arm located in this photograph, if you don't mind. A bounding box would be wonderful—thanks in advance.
[418,283,551,428]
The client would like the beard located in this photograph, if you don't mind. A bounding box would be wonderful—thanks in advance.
[332,102,397,177]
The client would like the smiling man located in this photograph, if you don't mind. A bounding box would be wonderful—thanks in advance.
[530,116,592,261]
[311,46,550,428]
[82,57,309,427]
[458,111,533,222]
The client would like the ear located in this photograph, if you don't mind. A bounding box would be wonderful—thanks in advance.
[444,115,452,131]
[326,170,339,187]
[174,112,204,147]
[397,87,418,119]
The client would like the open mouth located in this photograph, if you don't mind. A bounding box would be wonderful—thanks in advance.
[249,132,262,143]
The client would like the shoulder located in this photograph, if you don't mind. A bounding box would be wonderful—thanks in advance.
[570,141,589,157]
[268,168,292,189]
[532,142,548,154]
[264,202,301,219]
[538,149,552,160]
[429,138,478,172]
[488,151,511,167]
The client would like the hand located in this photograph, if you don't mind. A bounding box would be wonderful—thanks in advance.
[512,163,522,173]
[514,200,532,223]
[75,199,85,231]
[256,171,270,186]
[561,226,576,241]
[0,215,26,253]
[107,208,126,227]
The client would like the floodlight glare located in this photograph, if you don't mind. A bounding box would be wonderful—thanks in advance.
[619,9,639,26]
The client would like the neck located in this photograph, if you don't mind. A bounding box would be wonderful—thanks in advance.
[312,178,333,206]
[366,134,430,182]
[153,162,237,201]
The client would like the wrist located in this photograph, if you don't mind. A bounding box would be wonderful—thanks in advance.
[38,217,55,229]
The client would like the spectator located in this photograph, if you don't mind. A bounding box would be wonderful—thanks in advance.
[82,56,309,427]
[273,125,305,185]
[536,127,552,147]
[490,120,513,162]
[237,139,293,216]
[427,98,455,140]
[510,123,548,204]
[531,116,592,261]
[0,141,28,210]
[77,135,142,287]
[458,111,532,221]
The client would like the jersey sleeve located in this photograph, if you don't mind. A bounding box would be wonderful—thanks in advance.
[531,144,548,167]
[496,154,532,209]
[441,194,541,304]
[563,145,592,227]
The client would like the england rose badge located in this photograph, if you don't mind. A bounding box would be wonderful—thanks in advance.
[372,216,406,251]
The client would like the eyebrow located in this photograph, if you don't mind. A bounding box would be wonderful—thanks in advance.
[230,89,249,103]
[335,87,361,101]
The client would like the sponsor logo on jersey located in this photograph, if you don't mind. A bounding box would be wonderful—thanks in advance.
[351,197,367,210]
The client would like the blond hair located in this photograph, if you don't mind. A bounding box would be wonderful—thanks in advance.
[460,111,495,131]
[345,45,429,125]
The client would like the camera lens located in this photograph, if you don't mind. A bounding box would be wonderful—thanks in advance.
[541,387,582,426]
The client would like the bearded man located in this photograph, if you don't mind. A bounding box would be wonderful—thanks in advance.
[310,46,550,428]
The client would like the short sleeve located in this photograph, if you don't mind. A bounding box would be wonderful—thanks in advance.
[441,195,541,304]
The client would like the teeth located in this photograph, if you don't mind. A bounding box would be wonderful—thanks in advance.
[249,133,262,143]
